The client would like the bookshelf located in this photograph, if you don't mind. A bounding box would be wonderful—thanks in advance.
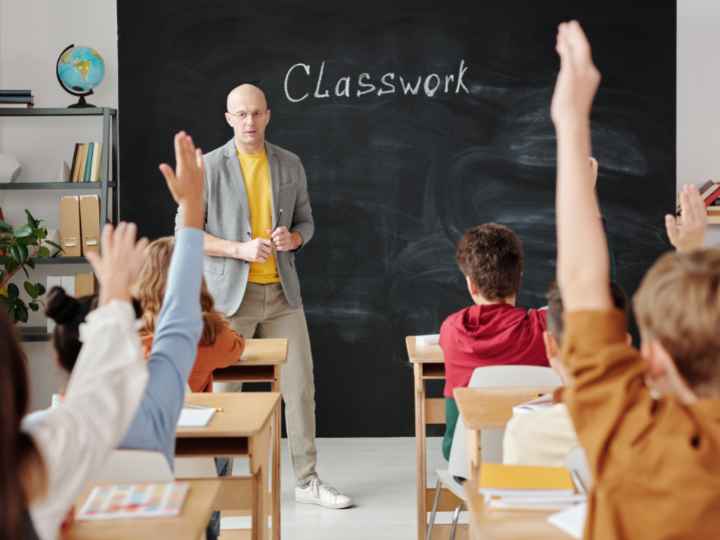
[0,107,119,341]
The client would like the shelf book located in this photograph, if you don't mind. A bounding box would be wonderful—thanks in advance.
[69,142,102,182]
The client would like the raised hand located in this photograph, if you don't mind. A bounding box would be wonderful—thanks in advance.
[550,21,601,127]
[666,184,707,252]
[86,222,149,306]
[159,131,205,229]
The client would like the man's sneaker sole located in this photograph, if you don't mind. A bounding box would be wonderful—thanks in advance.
[295,493,353,509]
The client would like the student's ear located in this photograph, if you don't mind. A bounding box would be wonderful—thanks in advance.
[543,331,560,359]
[625,333,632,346]
[465,275,479,297]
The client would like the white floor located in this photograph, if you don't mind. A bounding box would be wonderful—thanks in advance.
[223,437,447,540]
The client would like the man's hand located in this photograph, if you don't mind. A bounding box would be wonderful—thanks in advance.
[666,184,707,252]
[159,131,205,229]
[86,222,148,306]
[550,21,601,128]
[269,226,301,252]
[235,237,273,263]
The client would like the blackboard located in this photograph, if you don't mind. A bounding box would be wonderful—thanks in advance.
[118,1,676,436]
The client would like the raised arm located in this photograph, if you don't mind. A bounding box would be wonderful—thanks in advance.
[551,21,611,312]
[120,132,205,463]
[27,223,150,540]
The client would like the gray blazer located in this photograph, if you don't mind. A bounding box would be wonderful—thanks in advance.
[175,139,314,315]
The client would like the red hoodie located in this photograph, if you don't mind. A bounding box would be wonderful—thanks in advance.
[440,303,549,397]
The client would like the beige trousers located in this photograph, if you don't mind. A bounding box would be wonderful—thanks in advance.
[214,283,318,484]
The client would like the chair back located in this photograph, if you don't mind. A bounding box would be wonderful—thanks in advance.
[448,365,561,479]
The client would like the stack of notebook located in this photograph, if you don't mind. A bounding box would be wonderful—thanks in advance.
[479,463,585,510]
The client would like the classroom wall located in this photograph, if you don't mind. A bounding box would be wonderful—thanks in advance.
[0,0,715,411]
[677,0,720,244]
[0,0,118,409]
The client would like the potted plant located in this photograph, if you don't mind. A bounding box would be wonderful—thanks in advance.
[0,210,62,322]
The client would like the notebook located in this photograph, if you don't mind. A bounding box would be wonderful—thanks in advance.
[479,463,575,498]
[177,407,215,427]
[78,482,189,520]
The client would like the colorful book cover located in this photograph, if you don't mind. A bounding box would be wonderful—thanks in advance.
[83,143,94,182]
[77,482,189,520]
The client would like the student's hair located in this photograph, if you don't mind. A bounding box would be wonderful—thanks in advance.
[456,223,524,301]
[546,281,628,344]
[45,287,141,373]
[137,236,226,346]
[634,249,720,390]
[0,310,46,538]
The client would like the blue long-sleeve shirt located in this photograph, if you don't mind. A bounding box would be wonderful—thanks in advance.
[119,227,204,467]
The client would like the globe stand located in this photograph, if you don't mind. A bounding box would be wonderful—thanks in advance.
[68,94,96,109]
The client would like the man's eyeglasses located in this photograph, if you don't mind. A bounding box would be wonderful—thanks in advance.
[227,110,267,120]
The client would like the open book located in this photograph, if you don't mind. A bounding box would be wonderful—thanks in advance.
[78,482,189,520]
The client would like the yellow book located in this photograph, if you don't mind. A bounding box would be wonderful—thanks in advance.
[479,463,575,497]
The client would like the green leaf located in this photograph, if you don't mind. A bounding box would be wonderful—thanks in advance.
[24,209,40,229]
[7,283,19,299]
[23,281,36,297]
[0,221,12,233]
[37,246,50,258]
[9,245,21,263]
[26,259,35,270]
[14,225,33,238]
[13,302,28,323]
[28,302,39,311]
[18,244,28,262]
[35,283,46,296]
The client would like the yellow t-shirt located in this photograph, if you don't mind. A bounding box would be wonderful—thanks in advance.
[237,149,279,284]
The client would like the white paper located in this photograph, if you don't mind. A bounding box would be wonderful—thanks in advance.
[548,502,587,539]
[177,407,215,427]
[416,334,440,346]
[512,393,554,415]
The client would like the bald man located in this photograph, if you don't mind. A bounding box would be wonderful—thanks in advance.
[176,84,352,509]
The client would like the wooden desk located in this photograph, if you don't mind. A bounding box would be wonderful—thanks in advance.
[464,482,572,540]
[213,339,287,540]
[178,393,281,540]
[454,387,569,540]
[406,336,461,540]
[68,479,220,540]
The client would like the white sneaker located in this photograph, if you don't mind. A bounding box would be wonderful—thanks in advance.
[295,477,353,509]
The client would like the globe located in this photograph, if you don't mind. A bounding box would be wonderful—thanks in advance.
[56,44,105,108]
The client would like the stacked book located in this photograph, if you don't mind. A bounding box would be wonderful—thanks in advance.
[69,142,102,182]
[0,89,33,108]
[699,180,720,219]
[478,463,585,510]
[678,180,720,219]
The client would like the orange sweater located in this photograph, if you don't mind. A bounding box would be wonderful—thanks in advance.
[141,321,245,392]
[562,310,720,540]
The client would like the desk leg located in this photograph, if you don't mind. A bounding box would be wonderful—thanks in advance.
[250,420,272,540]
[271,368,281,540]
[414,365,427,540]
